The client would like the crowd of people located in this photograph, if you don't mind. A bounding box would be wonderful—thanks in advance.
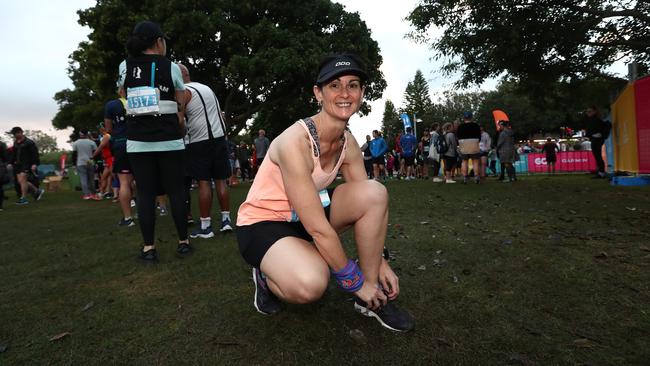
[358,113,520,183]
[355,106,610,183]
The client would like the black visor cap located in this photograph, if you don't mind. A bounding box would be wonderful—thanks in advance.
[316,56,368,85]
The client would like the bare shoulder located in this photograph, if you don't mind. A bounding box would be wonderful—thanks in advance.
[343,130,361,160]
[268,121,312,163]
[344,130,361,149]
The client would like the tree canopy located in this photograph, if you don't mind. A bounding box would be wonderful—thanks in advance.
[53,0,386,139]
[407,0,649,89]
[402,70,435,124]
[380,99,400,144]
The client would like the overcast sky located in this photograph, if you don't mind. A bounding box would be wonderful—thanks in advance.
[0,0,627,149]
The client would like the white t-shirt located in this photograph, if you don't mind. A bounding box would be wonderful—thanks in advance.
[184,81,226,143]
[479,131,492,152]
[72,139,96,166]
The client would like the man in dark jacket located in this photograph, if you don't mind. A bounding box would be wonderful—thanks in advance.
[0,140,9,210]
[585,106,608,178]
[7,127,44,205]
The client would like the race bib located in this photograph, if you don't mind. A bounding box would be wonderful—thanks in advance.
[289,190,330,222]
[319,189,331,207]
[126,86,160,116]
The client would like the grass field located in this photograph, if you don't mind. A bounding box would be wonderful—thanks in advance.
[1,175,649,365]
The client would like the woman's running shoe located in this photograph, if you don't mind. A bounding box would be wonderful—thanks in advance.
[252,268,281,315]
[353,297,415,332]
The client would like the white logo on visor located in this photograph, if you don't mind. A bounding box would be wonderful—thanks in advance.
[335,61,351,67]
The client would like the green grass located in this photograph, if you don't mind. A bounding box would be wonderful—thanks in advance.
[1,175,649,365]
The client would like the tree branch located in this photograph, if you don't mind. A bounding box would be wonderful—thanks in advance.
[566,4,650,24]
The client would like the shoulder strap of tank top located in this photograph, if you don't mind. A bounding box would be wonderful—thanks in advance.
[301,117,320,158]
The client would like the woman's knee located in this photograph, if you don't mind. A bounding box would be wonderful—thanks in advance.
[284,271,328,304]
[361,180,388,207]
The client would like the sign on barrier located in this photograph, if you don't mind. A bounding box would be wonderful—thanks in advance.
[527,151,596,173]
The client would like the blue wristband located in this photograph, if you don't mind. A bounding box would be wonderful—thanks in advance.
[331,259,364,293]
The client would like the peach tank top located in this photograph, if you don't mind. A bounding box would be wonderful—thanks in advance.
[237,118,347,226]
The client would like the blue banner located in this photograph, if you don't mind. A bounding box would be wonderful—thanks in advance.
[400,113,412,129]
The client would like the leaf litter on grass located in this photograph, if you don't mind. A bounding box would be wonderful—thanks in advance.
[48,332,70,342]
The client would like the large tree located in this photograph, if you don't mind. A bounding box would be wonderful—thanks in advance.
[53,0,386,138]
[431,90,485,126]
[407,0,649,89]
[380,99,401,147]
[402,70,435,136]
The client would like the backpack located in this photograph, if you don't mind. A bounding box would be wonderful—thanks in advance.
[435,133,449,155]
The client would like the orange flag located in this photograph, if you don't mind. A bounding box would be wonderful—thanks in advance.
[492,110,510,131]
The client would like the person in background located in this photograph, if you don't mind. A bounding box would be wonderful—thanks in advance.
[394,132,404,179]
[479,126,491,180]
[496,121,516,182]
[487,148,498,177]
[119,20,191,261]
[7,127,44,205]
[370,130,388,181]
[91,125,114,199]
[386,152,394,178]
[419,128,431,179]
[72,130,99,200]
[456,112,482,184]
[399,127,417,180]
[441,122,457,184]
[237,141,252,181]
[104,90,136,227]
[360,135,373,179]
[542,137,559,175]
[179,64,233,238]
[429,123,443,182]
[254,129,271,166]
[0,139,9,210]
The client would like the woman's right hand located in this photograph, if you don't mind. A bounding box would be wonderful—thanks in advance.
[355,282,387,310]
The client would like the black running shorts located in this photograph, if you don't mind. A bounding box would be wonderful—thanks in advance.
[404,156,415,167]
[443,156,457,171]
[236,188,334,268]
[112,144,132,174]
[461,153,482,160]
[186,137,231,181]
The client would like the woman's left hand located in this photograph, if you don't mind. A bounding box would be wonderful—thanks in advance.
[379,258,400,300]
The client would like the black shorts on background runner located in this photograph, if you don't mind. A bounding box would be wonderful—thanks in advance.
[112,144,132,174]
[404,156,415,166]
[186,137,231,180]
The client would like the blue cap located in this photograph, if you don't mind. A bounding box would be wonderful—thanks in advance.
[463,111,473,119]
